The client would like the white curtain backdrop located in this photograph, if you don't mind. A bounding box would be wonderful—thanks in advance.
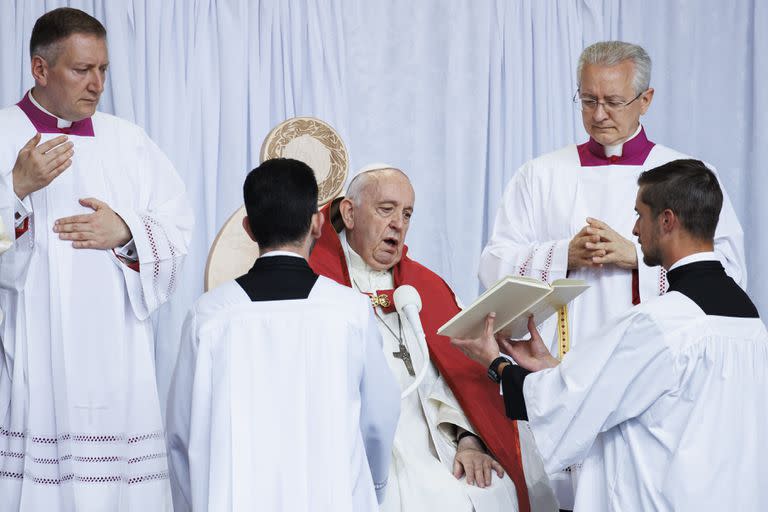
[1,0,765,409]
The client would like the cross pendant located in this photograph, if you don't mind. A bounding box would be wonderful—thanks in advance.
[393,344,416,376]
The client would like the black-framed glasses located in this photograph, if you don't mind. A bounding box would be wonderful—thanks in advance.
[572,90,645,113]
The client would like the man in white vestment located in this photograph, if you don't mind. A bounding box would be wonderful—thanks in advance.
[166,158,400,512]
[0,8,193,511]
[478,41,746,509]
[455,159,768,511]
[309,164,558,512]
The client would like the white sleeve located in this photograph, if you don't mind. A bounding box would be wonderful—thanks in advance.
[523,308,674,474]
[13,195,31,227]
[711,173,746,289]
[358,305,400,503]
[165,309,199,512]
[479,164,570,288]
[112,132,194,320]
[0,173,33,290]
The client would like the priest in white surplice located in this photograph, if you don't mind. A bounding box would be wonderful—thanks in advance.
[478,41,746,509]
[309,165,558,512]
[166,158,400,512]
[455,159,768,511]
[0,8,193,511]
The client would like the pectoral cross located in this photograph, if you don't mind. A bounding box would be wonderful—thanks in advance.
[393,343,415,376]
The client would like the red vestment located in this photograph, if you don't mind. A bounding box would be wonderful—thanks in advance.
[309,204,531,512]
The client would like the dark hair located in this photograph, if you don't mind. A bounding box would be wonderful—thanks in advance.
[637,159,723,240]
[30,8,106,61]
[243,158,318,249]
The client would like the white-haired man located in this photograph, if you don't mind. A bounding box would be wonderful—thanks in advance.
[478,41,746,510]
[310,164,557,512]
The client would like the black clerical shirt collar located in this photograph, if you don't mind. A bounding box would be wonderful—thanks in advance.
[665,253,758,318]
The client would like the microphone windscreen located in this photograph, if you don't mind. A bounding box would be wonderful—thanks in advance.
[393,285,422,314]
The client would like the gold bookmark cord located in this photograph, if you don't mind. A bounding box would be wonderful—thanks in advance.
[557,305,570,360]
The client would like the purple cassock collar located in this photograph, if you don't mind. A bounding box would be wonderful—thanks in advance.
[16,92,95,137]
[577,127,654,166]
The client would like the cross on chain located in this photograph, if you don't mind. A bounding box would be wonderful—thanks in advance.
[392,343,416,376]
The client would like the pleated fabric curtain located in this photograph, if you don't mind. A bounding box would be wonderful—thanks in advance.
[1,0,765,410]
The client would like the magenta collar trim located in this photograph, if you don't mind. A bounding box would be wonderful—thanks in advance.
[16,92,95,137]
[577,127,654,166]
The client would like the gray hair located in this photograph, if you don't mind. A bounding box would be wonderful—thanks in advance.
[345,167,409,206]
[577,41,651,95]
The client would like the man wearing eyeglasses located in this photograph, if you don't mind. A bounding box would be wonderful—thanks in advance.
[478,40,746,511]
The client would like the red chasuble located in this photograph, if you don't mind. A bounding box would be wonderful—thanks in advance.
[309,204,531,512]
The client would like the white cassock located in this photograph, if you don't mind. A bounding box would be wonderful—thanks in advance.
[165,270,401,512]
[340,232,556,512]
[0,92,193,511]
[479,127,746,507]
[507,255,768,511]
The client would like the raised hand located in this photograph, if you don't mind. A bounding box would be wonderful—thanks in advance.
[497,316,559,372]
[584,217,638,269]
[450,313,501,369]
[12,133,74,199]
[54,198,132,250]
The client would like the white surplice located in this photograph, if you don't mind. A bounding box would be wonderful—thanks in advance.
[165,275,401,512]
[340,232,556,512]
[521,280,768,511]
[480,132,746,353]
[478,131,746,507]
[0,98,193,511]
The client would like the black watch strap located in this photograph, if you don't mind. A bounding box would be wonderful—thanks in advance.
[487,356,509,384]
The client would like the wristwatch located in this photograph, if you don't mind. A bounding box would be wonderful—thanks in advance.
[487,356,509,384]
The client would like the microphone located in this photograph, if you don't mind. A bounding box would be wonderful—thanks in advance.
[393,285,429,399]
[393,285,424,338]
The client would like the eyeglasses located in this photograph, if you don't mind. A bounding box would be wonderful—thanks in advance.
[572,90,645,113]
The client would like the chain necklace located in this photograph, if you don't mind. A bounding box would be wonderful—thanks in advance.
[349,274,416,377]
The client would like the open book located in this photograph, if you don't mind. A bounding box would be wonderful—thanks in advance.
[437,276,589,339]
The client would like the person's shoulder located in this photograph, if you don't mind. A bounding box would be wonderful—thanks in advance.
[516,144,579,176]
[629,291,707,342]
[648,143,692,161]
[313,275,370,309]
[531,144,578,165]
[0,103,28,126]
[92,111,148,139]
[398,255,460,303]
[189,280,249,323]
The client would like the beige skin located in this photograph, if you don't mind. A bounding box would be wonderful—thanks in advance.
[13,33,132,250]
[567,60,656,272]
[241,212,325,258]
[451,187,714,374]
[341,169,504,487]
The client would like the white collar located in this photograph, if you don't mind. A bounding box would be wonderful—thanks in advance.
[604,123,642,158]
[28,90,73,129]
[259,250,304,259]
[668,251,718,271]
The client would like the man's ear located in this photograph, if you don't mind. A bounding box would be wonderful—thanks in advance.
[639,87,654,115]
[242,216,257,242]
[338,198,354,230]
[309,211,324,241]
[31,56,49,86]
[660,209,676,233]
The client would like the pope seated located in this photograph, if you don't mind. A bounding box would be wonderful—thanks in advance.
[309,163,557,512]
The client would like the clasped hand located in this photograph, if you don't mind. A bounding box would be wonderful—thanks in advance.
[568,217,637,270]
[54,198,132,250]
